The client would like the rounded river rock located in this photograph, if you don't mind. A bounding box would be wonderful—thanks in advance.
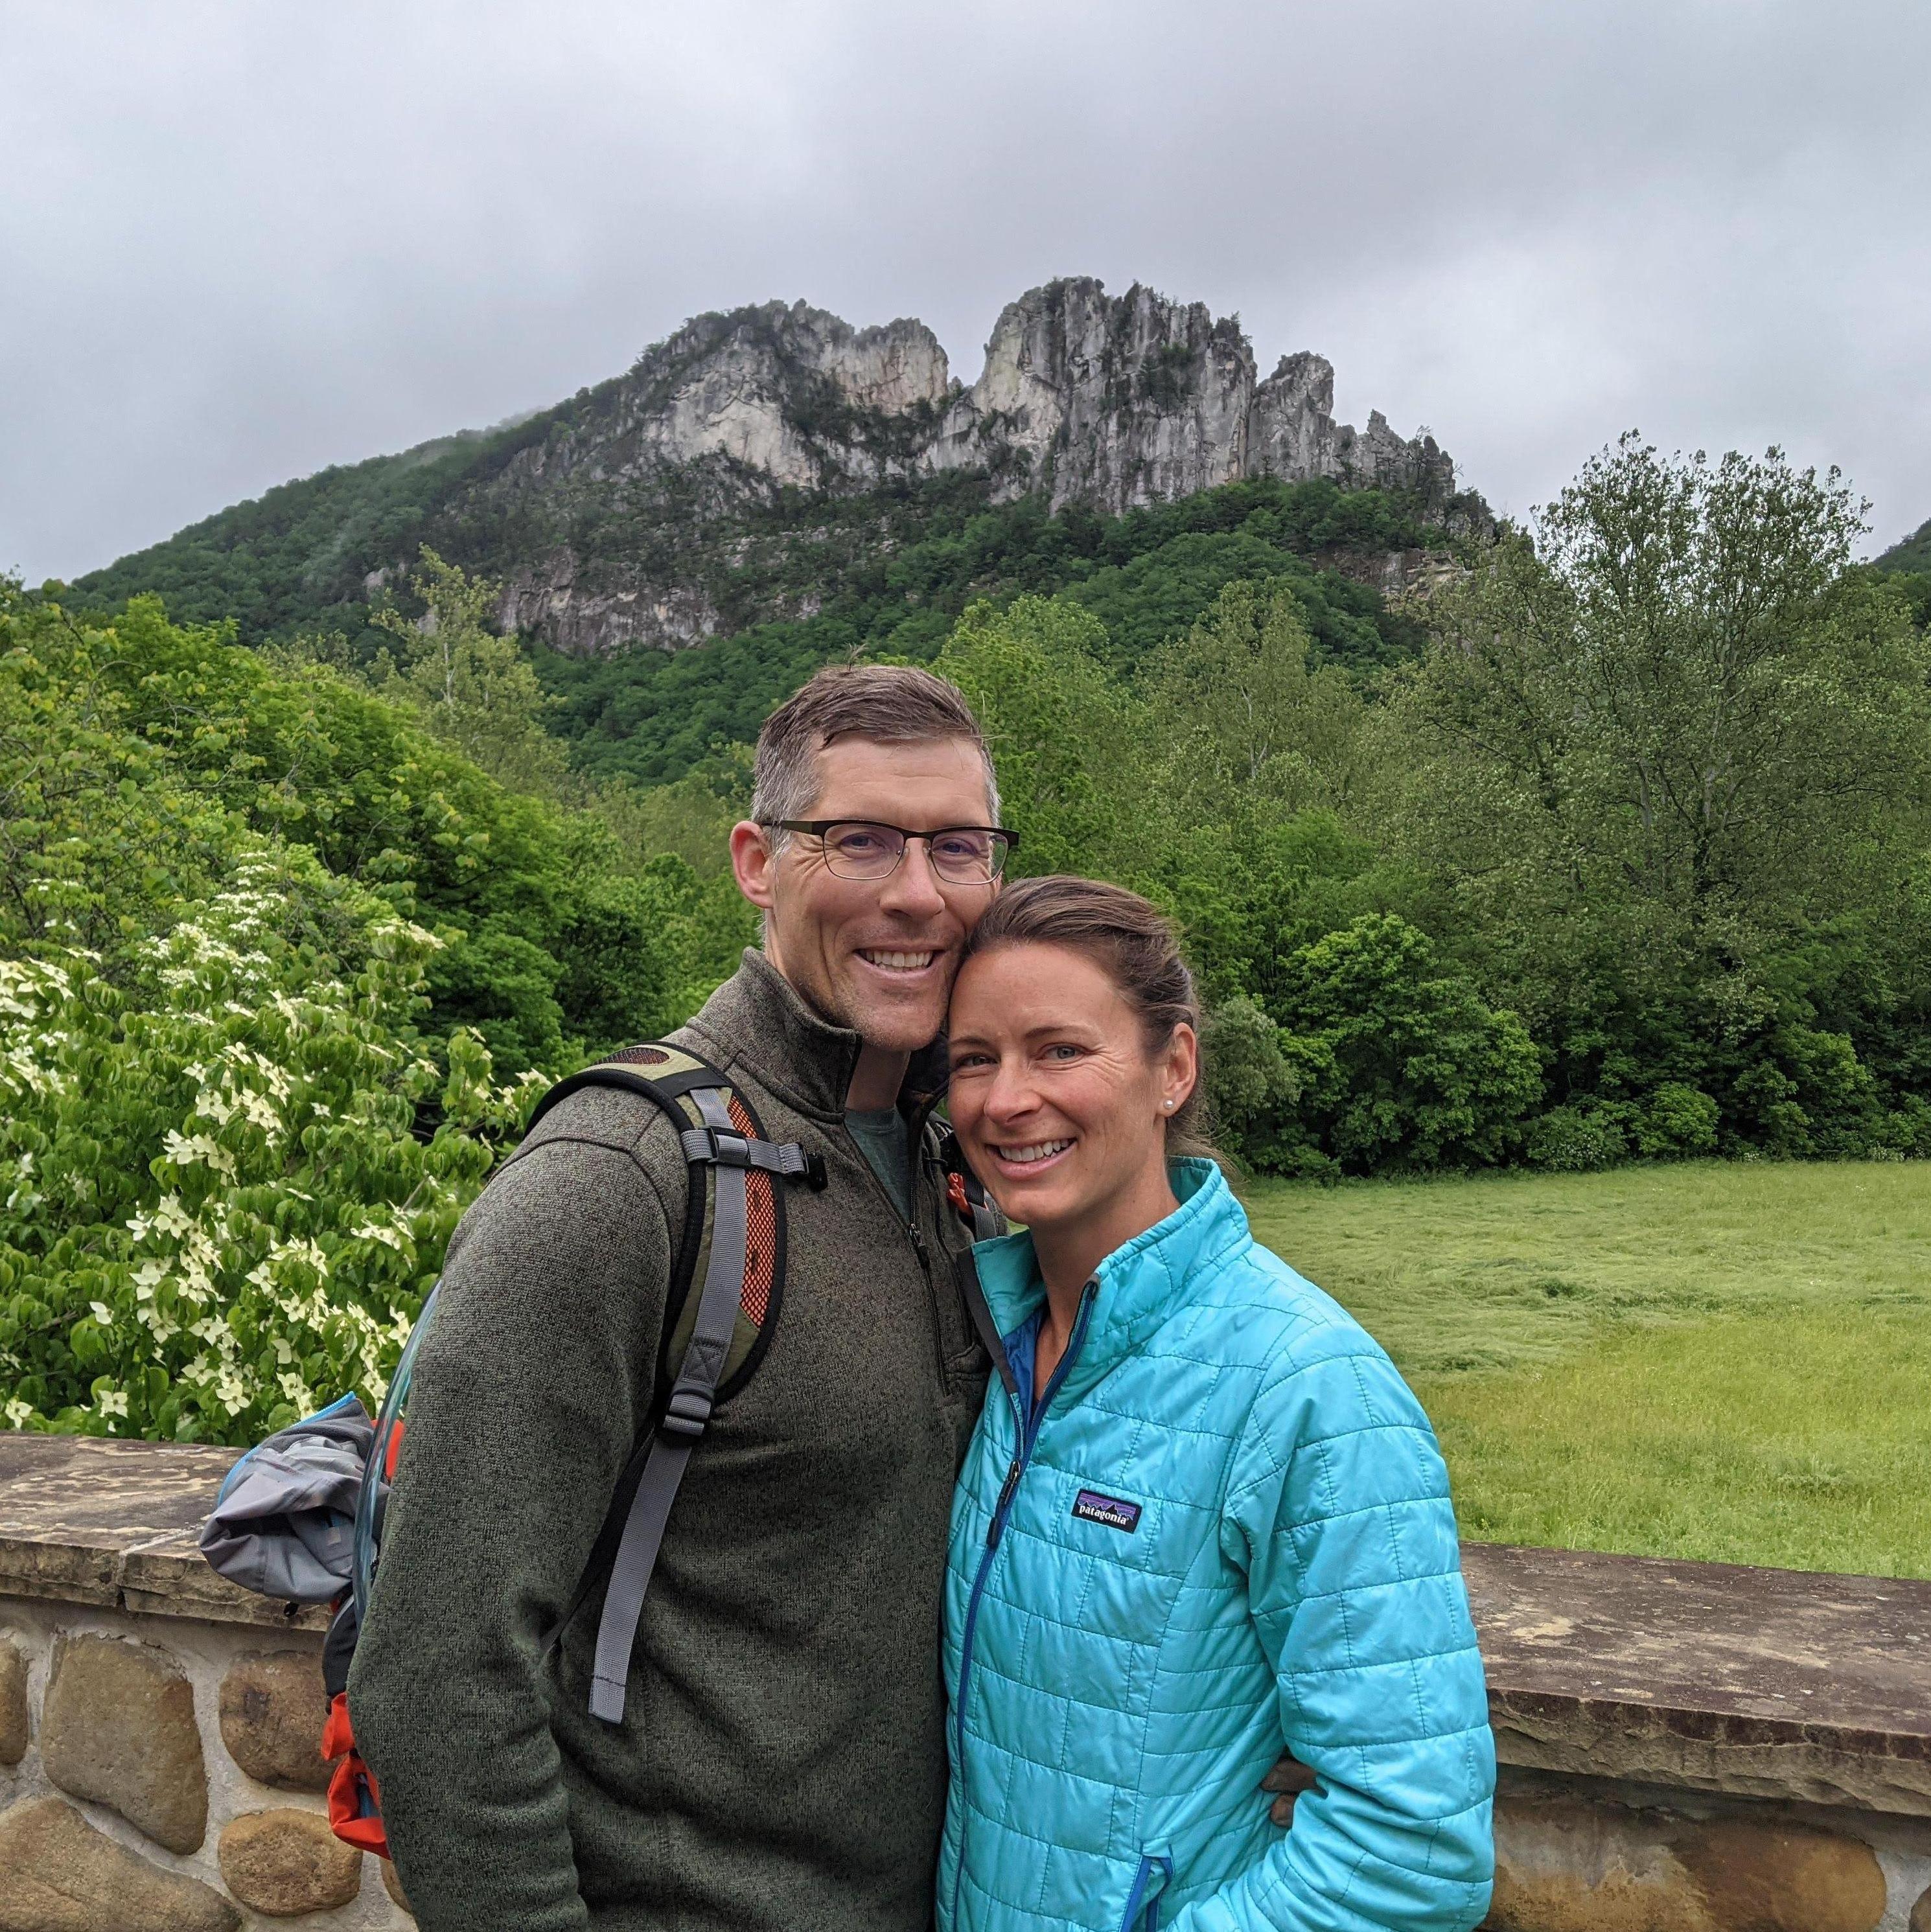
[218,1807,364,1917]
[0,1795,239,1932]
[38,1631,208,1854]
[218,1650,332,1792]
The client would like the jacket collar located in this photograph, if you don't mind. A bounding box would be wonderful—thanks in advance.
[970,1159,1249,1399]
[682,948,950,1125]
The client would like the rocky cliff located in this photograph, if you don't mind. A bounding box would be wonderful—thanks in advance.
[928,279,1452,510]
[479,279,1460,653]
[499,279,1450,510]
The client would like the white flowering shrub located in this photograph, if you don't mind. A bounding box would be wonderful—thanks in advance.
[0,852,544,1443]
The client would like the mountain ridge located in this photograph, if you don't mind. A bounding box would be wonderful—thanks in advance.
[75,277,1481,660]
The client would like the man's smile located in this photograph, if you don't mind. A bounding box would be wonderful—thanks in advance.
[856,947,942,976]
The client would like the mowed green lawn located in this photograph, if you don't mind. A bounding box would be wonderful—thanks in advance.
[1240,1161,1931,1580]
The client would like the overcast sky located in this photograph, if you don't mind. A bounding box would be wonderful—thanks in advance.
[6,0,1930,582]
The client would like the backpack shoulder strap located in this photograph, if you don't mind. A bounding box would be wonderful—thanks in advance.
[530,1042,825,1726]
[526,1044,824,1390]
[931,1118,1004,1244]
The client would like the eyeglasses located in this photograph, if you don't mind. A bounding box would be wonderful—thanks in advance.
[763,820,1019,884]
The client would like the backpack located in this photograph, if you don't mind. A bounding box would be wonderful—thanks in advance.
[204,1039,995,1860]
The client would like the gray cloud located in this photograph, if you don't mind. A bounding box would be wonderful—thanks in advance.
[5,0,1929,581]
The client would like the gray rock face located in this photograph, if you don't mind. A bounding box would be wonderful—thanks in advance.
[927,279,1249,507]
[473,278,1462,654]
[39,1633,208,1854]
[531,279,1448,516]
[494,301,953,502]
[0,1797,240,1932]
[495,554,724,659]
[929,279,1452,512]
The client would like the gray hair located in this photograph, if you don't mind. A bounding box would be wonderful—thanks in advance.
[752,663,1000,849]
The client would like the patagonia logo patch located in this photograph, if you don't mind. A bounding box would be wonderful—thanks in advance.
[1072,1489,1142,1534]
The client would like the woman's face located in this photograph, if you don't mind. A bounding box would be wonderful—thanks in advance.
[947,941,1196,1234]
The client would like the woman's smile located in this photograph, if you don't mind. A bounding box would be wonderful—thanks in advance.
[986,1135,1076,1175]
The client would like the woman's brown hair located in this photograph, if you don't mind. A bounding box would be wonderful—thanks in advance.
[960,875,1216,1160]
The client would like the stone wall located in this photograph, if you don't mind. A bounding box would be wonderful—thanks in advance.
[1466,1543,1931,1931]
[1487,1767,1929,1932]
[4,1438,1931,1931]
[0,1600,407,1930]
[0,1436,408,1931]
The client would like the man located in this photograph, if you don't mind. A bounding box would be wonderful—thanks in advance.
[351,664,1010,1931]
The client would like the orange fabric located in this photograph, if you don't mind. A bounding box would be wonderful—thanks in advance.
[322,1691,391,1858]
[383,1416,406,1480]
[321,1690,355,1760]
[728,1094,777,1328]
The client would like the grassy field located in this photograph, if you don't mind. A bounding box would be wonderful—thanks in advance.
[1240,1161,1931,1579]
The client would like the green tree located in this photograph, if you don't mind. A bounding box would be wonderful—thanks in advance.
[1139,578,1364,820]
[1403,438,1928,934]
[934,597,1143,879]
[367,548,575,799]
[1212,915,1541,1177]
[1385,437,1931,1151]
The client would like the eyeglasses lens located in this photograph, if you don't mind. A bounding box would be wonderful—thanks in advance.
[821,824,1008,883]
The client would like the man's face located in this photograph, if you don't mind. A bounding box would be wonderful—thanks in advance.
[731,735,999,1055]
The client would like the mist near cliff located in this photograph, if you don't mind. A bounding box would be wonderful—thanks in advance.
[5,0,1929,581]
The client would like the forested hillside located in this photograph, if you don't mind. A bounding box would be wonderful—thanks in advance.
[9,431,1931,1443]
[1878,514,1931,575]
[534,474,1451,784]
[68,280,1479,674]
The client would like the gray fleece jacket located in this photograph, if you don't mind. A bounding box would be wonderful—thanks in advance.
[349,952,991,1931]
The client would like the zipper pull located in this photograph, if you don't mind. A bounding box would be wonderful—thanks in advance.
[986,1456,1023,1548]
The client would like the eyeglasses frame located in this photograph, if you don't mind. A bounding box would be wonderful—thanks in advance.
[760,818,1021,884]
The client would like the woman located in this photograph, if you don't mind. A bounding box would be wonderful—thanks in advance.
[938,877,1494,1932]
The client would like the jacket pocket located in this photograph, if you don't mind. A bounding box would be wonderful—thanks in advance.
[1118,1852,1173,1932]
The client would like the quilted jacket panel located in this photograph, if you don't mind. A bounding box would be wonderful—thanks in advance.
[938,1161,1494,1932]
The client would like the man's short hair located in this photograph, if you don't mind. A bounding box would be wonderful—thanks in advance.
[751,664,1000,838]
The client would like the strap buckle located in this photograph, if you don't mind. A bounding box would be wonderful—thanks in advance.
[678,1126,825,1188]
[659,1385,713,1443]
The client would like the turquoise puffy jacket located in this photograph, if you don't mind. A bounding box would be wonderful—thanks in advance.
[939,1161,1494,1932]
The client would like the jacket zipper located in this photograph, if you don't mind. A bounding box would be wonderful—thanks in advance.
[1118,1852,1173,1931]
[949,1281,1097,1929]
[842,1118,948,1381]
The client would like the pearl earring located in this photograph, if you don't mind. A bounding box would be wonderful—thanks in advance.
[1162,1099,1174,1111]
